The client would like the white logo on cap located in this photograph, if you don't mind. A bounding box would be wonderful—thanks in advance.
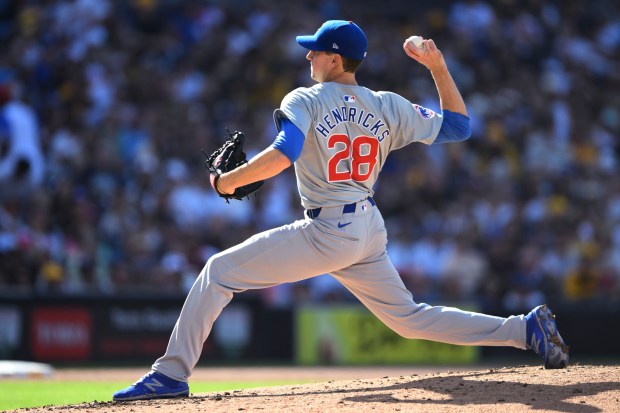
[332,43,339,49]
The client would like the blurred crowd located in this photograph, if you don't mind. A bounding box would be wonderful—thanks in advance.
[0,0,619,312]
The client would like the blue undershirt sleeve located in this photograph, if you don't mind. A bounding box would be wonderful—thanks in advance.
[433,110,471,144]
[272,118,305,163]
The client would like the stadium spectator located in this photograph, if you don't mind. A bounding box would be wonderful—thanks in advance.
[0,0,619,311]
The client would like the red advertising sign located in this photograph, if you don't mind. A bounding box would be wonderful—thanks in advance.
[31,307,92,360]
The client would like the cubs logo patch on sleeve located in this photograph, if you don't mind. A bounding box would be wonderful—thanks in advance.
[413,104,435,118]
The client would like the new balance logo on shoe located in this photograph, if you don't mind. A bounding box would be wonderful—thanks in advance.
[144,378,165,393]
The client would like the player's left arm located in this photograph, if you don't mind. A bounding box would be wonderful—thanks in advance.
[216,147,290,195]
[216,119,303,195]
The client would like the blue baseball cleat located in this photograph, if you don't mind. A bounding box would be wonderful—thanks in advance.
[525,304,569,369]
[113,371,189,401]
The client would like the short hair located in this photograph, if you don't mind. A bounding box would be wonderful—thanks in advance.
[324,51,363,73]
[341,56,363,73]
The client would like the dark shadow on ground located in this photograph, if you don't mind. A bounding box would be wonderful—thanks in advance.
[211,367,619,413]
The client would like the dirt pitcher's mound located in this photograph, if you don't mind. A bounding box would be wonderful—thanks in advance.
[11,365,620,413]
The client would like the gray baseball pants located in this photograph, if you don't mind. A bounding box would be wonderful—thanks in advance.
[152,199,526,382]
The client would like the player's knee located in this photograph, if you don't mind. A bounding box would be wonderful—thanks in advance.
[204,253,232,288]
[204,254,221,283]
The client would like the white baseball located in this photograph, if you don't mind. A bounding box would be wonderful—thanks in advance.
[406,36,424,49]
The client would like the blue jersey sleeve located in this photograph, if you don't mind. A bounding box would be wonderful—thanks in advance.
[433,110,471,144]
[272,118,305,163]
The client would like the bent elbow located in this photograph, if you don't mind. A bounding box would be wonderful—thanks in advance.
[273,147,293,170]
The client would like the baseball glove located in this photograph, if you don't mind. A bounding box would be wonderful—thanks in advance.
[203,129,264,202]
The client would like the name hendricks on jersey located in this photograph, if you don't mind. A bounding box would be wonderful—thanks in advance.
[315,106,390,141]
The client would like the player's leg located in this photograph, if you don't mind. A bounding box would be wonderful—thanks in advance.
[151,218,363,381]
[330,209,567,367]
[114,217,363,401]
[329,207,526,348]
[332,256,569,367]
[331,255,526,348]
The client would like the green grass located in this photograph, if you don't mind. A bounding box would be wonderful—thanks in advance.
[0,379,308,411]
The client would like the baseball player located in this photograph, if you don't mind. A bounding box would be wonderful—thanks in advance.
[113,20,569,401]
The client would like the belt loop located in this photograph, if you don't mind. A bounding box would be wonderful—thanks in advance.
[306,207,321,219]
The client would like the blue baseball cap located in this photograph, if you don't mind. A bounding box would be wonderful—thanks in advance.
[296,20,367,60]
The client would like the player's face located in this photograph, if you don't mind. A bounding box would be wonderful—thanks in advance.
[306,50,333,82]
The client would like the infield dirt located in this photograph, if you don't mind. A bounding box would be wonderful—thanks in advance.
[7,364,620,413]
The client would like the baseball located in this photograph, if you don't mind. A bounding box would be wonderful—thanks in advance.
[406,35,424,49]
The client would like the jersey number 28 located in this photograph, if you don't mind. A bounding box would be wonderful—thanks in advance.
[327,134,379,182]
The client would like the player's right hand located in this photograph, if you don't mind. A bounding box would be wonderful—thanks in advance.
[403,38,447,73]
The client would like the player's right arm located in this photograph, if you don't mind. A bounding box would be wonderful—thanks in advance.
[402,38,471,145]
[403,38,467,116]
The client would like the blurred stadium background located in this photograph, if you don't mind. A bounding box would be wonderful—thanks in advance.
[0,0,619,368]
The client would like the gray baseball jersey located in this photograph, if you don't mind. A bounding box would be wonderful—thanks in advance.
[151,82,527,383]
[274,83,442,209]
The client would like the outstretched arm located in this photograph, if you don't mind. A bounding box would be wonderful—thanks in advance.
[403,38,467,116]
[216,147,291,195]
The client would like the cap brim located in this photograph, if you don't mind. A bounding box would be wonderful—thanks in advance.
[296,35,327,51]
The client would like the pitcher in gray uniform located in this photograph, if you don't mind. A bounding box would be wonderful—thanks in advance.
[113,20,569,402]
